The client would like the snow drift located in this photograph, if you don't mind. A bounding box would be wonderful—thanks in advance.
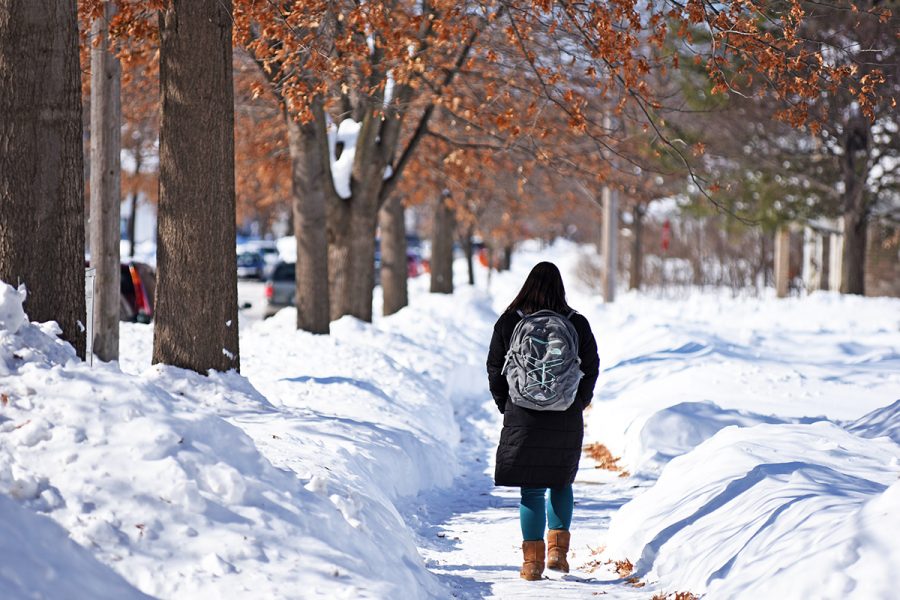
[0,281,493,599]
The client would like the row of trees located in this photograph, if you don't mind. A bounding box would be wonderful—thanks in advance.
[0,0,238,372]
[671,0,898,295]
[0,0,893,375]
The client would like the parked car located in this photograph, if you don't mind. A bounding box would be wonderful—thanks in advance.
[406,249,423,278]
[263,261,295,318]
[375,236,425,281]
[236,251,265,279]
[87,259,156,323]
[238,240,281,279]
[120,262,155,323]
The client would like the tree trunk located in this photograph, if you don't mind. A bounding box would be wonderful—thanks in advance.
[462,223,475,286]
[841,212,867,295]
[89,0,121,362]
[691,222,704,287]
[327,197,378,322]
[153,0,239,373]
[430,194,455,294]
[379,194,408,315]
[327,110,388,322]
[328,198,353,321]
[126,147,142,259]
[840,117,871,296]
[759,231,770,288]
[0,0,86,358]
[348,204,379,320]
[127,192,138,258]
[285,110,330,333]
[629,203,644,291]
[820,234,831,291]
[500,245,513,271]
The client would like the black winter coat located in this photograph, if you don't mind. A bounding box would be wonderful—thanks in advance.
[487,310,600,488]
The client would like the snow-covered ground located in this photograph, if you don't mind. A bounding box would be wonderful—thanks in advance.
[1,240,898,599]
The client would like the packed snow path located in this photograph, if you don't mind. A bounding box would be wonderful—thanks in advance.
[402,366,649,599]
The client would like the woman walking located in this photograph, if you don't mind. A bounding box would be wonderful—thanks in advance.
[486,261,600,581]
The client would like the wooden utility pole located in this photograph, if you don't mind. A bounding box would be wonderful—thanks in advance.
[89,0,122,361]
[601,185,618,302]
[153,0,239,373]
[0,0,86,358]
[774,227,791,298]
[601,114,618,302]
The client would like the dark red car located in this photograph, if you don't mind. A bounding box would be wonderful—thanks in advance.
[120,262,155,323]
[86,260,155,323]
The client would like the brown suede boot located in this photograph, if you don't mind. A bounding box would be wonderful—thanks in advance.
[547,529,571,573]
[519,540,545,581]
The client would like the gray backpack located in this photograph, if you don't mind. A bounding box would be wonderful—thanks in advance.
[502,309,583,411]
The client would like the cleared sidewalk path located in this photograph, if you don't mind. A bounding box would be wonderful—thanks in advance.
[402,367,652,599]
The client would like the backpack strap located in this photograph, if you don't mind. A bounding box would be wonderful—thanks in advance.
[516,309,525,318]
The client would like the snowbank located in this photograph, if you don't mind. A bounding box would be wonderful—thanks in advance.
[846,398,900,444]
[0,494,151,599]
[620,400,823,474]
[0,280,493,599]
[603,420,900,598]
[581,290,900,476]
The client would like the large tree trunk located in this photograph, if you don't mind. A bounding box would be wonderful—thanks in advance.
[153,0,239,373]
[327,196,378,322]
[89,0,122,362]
[0,0,86,358]
[328,198,353,321]
[328,109,387,322]
[348,204,379,320]
[430,193,455,294]
[629,203,645,291]
[379,194,408,315]
[840,117,872,296]
[285,110,330,333]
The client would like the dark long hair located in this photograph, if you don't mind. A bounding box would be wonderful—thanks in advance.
[506,261,572,315]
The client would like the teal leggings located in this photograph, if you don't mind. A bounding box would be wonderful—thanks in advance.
[520,485,574,541]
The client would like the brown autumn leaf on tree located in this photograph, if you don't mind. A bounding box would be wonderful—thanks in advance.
[76,0,895,320]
